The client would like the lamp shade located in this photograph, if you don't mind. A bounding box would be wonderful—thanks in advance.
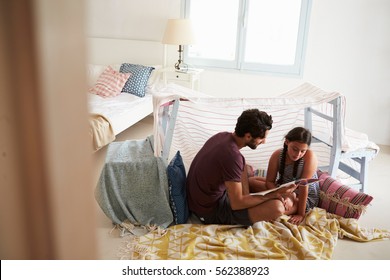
[162,19,196,45]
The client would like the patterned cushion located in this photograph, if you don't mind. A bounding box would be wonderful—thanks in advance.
[120,63,155,97]
[167,151,189,224]
[246,165,267,177]
[88,66,131,98]
[317,171,373,219]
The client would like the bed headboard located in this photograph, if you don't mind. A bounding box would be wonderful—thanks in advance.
[86,37,165,66]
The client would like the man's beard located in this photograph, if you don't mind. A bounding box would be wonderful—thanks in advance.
[247,138,258,150]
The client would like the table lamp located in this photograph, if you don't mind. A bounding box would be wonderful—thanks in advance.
[162,19,196,72]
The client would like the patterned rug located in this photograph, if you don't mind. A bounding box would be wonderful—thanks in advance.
[118,207,390,260]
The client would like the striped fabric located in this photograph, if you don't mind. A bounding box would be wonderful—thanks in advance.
[89,66,131,98]
[253,168,267,177]
[318,171,373,219]
[153,83,342,173]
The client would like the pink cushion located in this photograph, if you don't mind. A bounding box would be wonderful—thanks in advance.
[317,171,373,219]
[89,66,131,98]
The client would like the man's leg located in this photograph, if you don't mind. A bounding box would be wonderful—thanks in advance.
[243,166,285,223]
[248,176,267,193]
[242,165,268,194]
[247,199,285,223]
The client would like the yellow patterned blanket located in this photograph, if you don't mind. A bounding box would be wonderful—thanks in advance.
[119,208,389,260]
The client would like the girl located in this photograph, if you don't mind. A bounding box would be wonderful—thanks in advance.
[249,127,319,224]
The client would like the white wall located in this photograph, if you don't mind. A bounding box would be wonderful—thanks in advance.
[86,0,390,146]
[86,0,180,40]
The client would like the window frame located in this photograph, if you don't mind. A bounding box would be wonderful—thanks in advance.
[183,0,312,76]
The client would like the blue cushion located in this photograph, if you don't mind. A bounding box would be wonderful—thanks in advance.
[167,151,189,224]
[119,63,154,97]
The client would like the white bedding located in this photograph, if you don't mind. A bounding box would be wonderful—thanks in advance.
[86,37,166,145]
[88,91,153,136]
[86,61,160,137]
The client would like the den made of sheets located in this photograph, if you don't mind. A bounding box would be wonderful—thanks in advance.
[92,114,390,260]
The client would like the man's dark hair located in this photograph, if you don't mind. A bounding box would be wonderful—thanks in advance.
[234,109,273,138]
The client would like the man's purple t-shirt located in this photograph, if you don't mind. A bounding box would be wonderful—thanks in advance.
[186,132,245,215]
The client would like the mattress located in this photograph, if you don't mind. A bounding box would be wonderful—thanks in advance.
[88,91,153,135]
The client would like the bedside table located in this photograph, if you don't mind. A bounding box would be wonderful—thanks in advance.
[160,68,203,90]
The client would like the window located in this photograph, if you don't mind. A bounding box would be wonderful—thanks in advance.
[183,0,312,76]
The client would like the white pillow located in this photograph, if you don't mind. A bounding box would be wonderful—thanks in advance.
[147,65,162,86]
[87,64,107,87]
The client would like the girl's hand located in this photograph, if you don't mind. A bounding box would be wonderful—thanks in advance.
[273,183,297,195]
[288,214,304,225]
[284,183,298,193]
[266,184,296,201]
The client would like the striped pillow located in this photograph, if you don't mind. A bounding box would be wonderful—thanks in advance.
[89,66,131,98]
[317,171,373,219]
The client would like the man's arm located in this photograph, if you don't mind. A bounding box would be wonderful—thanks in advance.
[225,181,296,211]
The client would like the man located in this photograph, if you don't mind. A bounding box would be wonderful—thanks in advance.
[186,109,296,226]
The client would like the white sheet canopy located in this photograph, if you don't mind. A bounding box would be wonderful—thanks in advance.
[152,83,379,191]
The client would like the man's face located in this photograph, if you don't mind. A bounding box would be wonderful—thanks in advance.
[246,130,269,150]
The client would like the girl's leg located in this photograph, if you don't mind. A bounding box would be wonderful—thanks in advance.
[248,176,267,193]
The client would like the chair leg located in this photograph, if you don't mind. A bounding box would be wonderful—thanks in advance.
[339,155,368,193]
[360,156,368,193]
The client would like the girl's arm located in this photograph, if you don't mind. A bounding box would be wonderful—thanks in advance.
[289,184,308,223]
[289,149,318,224]
[300,149,318,179]
[265,150,280,190]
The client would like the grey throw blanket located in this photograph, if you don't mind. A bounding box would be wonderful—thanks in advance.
[95,136,173,228]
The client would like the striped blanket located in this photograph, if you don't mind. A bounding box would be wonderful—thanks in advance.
[152,83,379,176]
[119,207,389,260]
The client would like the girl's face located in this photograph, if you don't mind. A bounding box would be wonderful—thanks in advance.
[285,140,308,162]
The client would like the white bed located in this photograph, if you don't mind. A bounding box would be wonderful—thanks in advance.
[87,91,153,136]
[86,37,165,150]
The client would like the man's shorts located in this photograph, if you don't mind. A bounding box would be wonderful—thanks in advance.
[196,191,252,226]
